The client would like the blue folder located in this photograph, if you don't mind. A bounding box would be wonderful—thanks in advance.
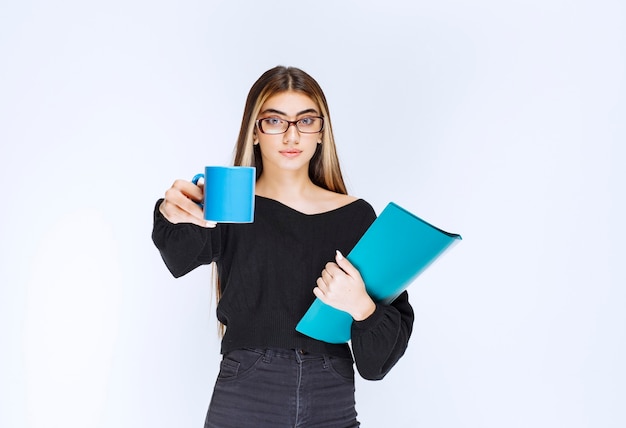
[295,202,462,344]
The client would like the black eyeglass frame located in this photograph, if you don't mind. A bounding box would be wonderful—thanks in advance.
[255,116,325,135]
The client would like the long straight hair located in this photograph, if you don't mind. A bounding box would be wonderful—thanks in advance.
[233,65,348,194]
[214,66,349,335]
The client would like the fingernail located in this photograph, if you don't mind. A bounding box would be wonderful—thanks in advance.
[336,250,343,260]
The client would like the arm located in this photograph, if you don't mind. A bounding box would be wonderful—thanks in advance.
[152,200,221,277]
[314,252,414,380]
[351,291,414,380]
[151,179,220,277]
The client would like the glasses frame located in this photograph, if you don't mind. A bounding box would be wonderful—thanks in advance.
[255,116,325,135]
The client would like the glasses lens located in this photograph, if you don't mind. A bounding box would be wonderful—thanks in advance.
[297,117,323,133]
[257,117,324,134]
[259,118,287,134]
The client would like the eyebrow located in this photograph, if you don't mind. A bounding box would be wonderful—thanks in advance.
[259,108,320,117]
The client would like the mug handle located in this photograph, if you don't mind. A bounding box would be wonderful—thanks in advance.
[191,173,205,208]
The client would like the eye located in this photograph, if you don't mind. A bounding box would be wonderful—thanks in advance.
[298,117,315,126]
[265,117,283,126]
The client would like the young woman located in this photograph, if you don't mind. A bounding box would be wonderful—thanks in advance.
[152,66,414,427]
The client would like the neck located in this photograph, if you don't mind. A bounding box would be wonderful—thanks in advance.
[255,169,316,201]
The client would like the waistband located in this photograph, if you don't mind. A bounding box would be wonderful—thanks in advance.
[240,347,347,363]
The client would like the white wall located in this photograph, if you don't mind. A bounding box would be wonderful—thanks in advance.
[1,1,624,427]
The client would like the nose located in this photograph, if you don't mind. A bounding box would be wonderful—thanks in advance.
[283,122,300,144]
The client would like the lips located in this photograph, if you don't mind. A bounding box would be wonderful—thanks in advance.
[279,149,302,158]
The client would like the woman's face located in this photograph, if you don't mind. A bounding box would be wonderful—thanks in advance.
[254,90,322,176]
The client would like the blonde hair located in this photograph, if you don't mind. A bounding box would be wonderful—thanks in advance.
[233,65,348,194]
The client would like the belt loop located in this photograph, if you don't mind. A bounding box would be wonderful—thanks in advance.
[263,349,273,363]
[322,354,330,369]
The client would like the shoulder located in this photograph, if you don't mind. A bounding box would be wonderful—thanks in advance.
[318,190,376,229]
[349,198,377,226]
[314,188,367,212]
[329,192,359,209]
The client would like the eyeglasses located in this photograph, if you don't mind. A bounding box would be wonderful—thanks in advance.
[255,116,324,135]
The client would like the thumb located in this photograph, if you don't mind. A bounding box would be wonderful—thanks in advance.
[335,250,359,278]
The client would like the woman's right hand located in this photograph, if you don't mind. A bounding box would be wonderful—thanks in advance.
[159,179,216,228]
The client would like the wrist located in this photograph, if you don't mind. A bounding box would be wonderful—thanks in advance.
[351,298,376,321]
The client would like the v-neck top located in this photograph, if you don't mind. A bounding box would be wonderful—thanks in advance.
[254,194,362,216]
[152,195,414,380]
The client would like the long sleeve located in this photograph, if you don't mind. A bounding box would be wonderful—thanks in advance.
[350,291,414,380]
[151,199,222,277]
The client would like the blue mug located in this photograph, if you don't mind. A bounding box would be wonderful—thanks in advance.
[191,166,256,223]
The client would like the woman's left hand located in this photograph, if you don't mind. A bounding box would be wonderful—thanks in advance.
[314,251,376,321]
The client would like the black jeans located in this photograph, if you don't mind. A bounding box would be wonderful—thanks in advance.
[204,348,360,428]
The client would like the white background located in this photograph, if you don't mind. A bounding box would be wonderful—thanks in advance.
[1,1,624,427]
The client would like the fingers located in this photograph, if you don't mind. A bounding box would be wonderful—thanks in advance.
[315,251,358,295]
[335,250,360,279]
[160,200,213,228]
[322,261,342,278]
[170,179,204,205]
[164,181,203,218]
[313,284,326,301]
[314,263,335,302]
[321,265,334,284]
[160,179,214,228]
[314,251,374,320]
[316,261,346,298]
[321,254,356,281]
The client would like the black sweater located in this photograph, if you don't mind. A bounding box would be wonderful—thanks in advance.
[152,196,414,380]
